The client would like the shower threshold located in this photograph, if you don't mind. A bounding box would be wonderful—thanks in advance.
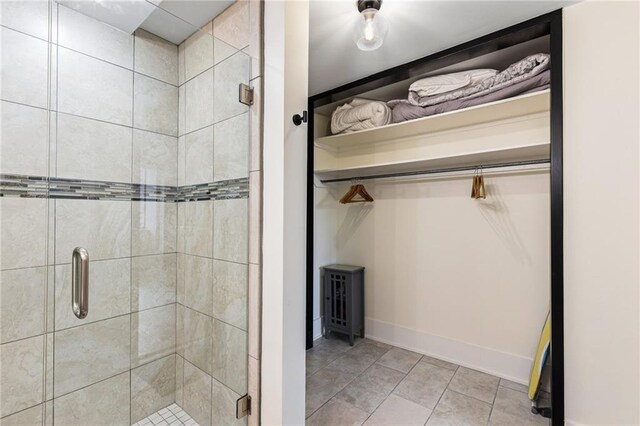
[133,403,199,426]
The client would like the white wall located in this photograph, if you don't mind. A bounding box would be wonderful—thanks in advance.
[563,2,640,425]
[315,171,551,383]
[262,1,308,425]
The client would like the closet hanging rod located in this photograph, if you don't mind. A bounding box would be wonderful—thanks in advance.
[319,159,550,184]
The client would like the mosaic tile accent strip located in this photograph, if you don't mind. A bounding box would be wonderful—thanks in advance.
[133,403,198,426]
[0,174,249,202]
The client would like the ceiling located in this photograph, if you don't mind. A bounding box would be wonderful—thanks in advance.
[57,0,234,44]
[309,0,575,95]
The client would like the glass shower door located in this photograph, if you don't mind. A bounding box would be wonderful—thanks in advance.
[1,1,253,425]
[48,2,183,425]
[175,9,251,426]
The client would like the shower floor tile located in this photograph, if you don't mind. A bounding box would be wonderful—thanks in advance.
[133,403,199,426]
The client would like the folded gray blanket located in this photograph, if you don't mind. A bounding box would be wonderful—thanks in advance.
[390,70,550,123]
[389,53,550,108]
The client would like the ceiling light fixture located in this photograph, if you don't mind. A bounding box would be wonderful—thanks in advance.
[354,0,388,51]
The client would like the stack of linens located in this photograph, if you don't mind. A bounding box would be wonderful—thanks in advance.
[330,98,392,135]
[388,53,551,123]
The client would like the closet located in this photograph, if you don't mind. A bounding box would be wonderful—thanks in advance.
[306,10,563,424]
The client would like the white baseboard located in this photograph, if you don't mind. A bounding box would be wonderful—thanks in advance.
[313,317,322,340]
[365,317,533,385]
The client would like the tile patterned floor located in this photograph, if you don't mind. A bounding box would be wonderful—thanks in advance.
[133,403,199,426]
[306,335,551,425]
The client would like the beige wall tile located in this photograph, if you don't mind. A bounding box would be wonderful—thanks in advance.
[214,112,249,182]
[55,199,131,263]
[134,73,178,136]
[54,315,130,397]
[54,258,130,330]
[0,403,44,426]
[58,5,133,69]
[58,47,133,126]
[212,260,247,330]
[0,335,44,417]
[175,354,185,407]
[185,29,213,82]
[0,267,46,344]
[212,379,245,426]
[0,101,49,176]
[0,27,48,108]
[178,85,186,137]
[131,304,176,368]
[181,306,212,375]
[213,52,249,123]
[134,29,178,85]
[183,200,214,258]
[132,200,177,255]
[53,372,130,426]
[185,125,214,185]
[185,68,214,133]
[213,1,250,50]
[181,255,213,315]
[214,37,237,66]
[131,354,176,423]
[132,254,177,312]
[0,1,49,40]
[213,199,248,263]
[178,42,186,86]
[56,113,133,183]
[0,198,47,270]
[183,360,212,426]
[211,319,247,395]
[132,130,178,187]
[178,136,186,186]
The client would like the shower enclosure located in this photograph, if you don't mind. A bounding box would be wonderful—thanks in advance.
[0,1,263,424]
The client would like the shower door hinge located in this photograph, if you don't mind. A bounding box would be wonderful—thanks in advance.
[239,83,254,106]
[236,394,251,419]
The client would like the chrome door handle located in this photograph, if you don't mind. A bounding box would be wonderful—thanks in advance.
[72,247,89,319]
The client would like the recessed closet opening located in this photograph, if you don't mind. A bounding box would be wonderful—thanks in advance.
[305,11,562,426]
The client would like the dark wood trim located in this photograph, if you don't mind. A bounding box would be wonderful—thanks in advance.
[306,9,565,423]
[549,9,564,426]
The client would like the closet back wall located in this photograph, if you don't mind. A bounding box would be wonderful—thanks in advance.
[315,172,550,383]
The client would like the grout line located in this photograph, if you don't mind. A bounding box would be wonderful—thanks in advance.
[176,302,247,334]
[50,370,130,403]
[180,110,249,139]
[0,98,50,112]
[0,401,45,421]
[0,24,49,42]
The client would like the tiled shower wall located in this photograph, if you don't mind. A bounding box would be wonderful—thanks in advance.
[174,2,262,426]
[0,1,263,425]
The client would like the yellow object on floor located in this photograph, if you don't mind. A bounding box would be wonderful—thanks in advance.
[528,307,551,401]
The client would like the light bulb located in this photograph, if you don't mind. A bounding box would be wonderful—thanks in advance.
[354,7,388,51]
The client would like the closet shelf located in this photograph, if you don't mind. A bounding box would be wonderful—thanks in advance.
[314,90,550,180]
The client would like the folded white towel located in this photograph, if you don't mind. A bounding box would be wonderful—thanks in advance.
[331,98,392,135]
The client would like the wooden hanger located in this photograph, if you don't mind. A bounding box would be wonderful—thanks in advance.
[471,167,486,199]
[340,183,374,204]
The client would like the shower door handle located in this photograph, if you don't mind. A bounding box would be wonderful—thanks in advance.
[72,247,89,319]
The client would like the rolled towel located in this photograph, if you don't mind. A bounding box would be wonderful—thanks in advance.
[331,98,392,135]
